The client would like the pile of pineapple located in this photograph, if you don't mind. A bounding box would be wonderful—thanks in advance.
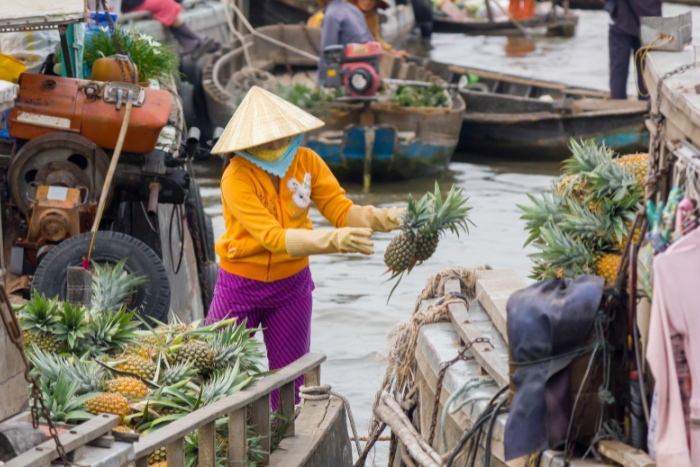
[17,259,274,467]
[384,182,473,298]
[389,83,452,108]
[519,140,648,285]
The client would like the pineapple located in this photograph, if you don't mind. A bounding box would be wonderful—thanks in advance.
[159,361,198,387]
[595,253,622,284]
[30,349,107,394]
[84,308,140,356]
[414,183,472,263]
[563,139,614,175]
[587,160,641,204]
[36,369,98,424]
[209,320,264,374]
[174,340,214,373]
[106,377,149,398]
[530,222,596,280]
[116,355,157,381]
[518,187,566,246]
[123,343,158,361]
[148,447,167,465]
[112,425,135,434]
[384,193,432,274]
[85,393,130,421]
[91,258,147,312]
[18,294,61,354]
[54,302,89,352]
[615,153,648,187]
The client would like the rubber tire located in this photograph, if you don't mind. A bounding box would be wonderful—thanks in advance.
[204,216,216,262]
[185,179,211,263]
[203,261,219,313]
[31,231,170,323]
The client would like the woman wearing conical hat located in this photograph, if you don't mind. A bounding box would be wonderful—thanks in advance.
[208,86,404,410]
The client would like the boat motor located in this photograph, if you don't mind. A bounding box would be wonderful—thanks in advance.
[323,42,383,97]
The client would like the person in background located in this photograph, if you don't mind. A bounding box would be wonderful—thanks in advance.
[207,86,404,409]
[121,0,220,55]
[508,0,536,20]
[606,0,662,99]
[351,0,410,59]
[316,0,374,84]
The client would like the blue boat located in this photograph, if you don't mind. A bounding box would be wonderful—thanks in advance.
[203,25,466,182]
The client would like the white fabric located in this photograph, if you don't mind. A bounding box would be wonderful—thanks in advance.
[0,31,60,74]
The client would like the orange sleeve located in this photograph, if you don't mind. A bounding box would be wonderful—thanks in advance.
[221,171,288,255]
[307,150,355,228]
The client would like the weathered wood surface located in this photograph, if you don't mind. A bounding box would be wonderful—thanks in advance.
[269,399,352,467]
[5,415,119,467]
[0,422,46,462]
[445,278,509,387]
[0,298,28,422]
[598,440,656,467]
[133,353,326,460]
[474,269,527,344]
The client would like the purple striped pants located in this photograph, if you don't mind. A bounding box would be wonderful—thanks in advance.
[206,267,314,411]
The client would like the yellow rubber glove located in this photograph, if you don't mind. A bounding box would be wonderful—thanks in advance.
[345,206,406,233]
[285,228,374,257]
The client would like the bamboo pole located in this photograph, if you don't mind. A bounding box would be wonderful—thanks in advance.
[374,406,440,467]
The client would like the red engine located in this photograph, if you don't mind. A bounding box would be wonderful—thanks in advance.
[324,42,383,97]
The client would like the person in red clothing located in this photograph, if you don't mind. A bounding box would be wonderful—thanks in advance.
[508,0,536,20]
[121,0,220,55]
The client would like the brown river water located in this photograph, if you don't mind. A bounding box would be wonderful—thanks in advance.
[195,4,699,462]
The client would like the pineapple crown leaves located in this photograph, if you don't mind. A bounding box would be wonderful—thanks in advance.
[37,368,100,424]
[400,192,433,234]
[30,348,108,394]
[559,199,613,246]
[586,160,641,204]
[84,307,141,356]
[517,185,566,246]
[90,258,148,313]
[424,182,474,237]
[201,359,254,406]
[530,221,596,270]
[210,320,264,374]
[54,301,89,350]
[563,139,614,175]
[19,293,60,336]
[158,360,198,386]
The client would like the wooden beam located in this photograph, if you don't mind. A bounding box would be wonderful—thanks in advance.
[252,394,271,464]
[597,440,656,467]
[445,279,509,387]
[474,269,526,343]
[134,353,326,461]
[198,421,216,467]
[304,365,320,388]
[279,381,296,438]
[228,408,247,466]
[166,437,185,467]
[5,415,119,467]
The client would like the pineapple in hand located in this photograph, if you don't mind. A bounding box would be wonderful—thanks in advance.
[414,182,473,263]
[384,193,432,276]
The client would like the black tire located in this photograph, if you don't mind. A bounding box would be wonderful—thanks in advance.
[203,261,219,312]
[185,179,212,263]
[204,216,216,262]
[31,231,170,323]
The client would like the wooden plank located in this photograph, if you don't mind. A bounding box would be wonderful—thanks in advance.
[279,381,296,438]
[597,440,656,467]
[134,353,325,460]
[252,394,271,464]
[474,269,527,343]
[5,415,119,467]
[135,457,149,467]
[198,422,216,467]
[166,437,185,467]
[445,279,509,387]
[228,408,247,466]
[304,365,320,388]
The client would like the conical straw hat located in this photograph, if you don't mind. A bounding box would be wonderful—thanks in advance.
[211,86,325,155]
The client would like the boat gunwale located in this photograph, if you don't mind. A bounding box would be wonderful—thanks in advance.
[463,106,648,123]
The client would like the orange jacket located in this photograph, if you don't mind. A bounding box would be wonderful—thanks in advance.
[217,147,355,282]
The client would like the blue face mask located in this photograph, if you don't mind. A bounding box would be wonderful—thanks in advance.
[237,134,304,178]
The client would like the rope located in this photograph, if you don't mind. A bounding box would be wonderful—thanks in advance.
[634,34,674,98]
[299,385,362,457]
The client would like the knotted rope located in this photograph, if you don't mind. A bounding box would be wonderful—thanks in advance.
[299,385,362,457]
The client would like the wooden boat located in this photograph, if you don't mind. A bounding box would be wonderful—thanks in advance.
[433,10,578,37]
[203,25,466,182]
[427,62,649,159]
[566,0,604,10]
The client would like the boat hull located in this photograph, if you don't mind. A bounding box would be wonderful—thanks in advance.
[458,110,649,159]
[433,13,578,37]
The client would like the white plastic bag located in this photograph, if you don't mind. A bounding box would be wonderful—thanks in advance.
[0,30,60,74]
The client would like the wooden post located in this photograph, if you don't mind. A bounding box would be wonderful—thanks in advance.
[198,421,217,467]
[251,394,271,464]
[279,382,296,438]
[228,408,247,466]
[304,365,321,388]
[236,0,249,34]
[166,437,185,467]
[66,266,92,307]
[135,457,149,467]
[484,0,495,23]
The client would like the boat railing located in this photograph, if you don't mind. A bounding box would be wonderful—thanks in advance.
[133,352,326,467]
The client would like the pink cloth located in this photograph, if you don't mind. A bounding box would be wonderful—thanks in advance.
[130,0,182,27]
[647,227,700,466]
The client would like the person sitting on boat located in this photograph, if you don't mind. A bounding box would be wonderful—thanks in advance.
[351,0,410,59]
[606,0,661,99]
[207,86,404,410]
[120,0,220,56]
[317,0,375,84]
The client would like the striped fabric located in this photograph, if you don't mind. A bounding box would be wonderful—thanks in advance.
[206,267,315,411]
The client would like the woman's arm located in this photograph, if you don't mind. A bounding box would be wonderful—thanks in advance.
[307,150,355,228]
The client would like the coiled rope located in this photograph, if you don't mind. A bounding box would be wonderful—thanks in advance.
[299,385,362,457]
